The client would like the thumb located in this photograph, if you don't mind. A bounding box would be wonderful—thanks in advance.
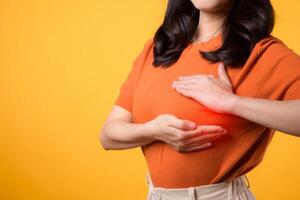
[169,118,196,130]
[218,62,232,88]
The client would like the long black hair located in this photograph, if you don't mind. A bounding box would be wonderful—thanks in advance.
[152,0,275,68]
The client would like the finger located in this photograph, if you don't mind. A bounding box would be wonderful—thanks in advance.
[174,83,199,91]
[173,77,213,89]
[193,125,227,134]
[176,76,222,88]
[184,142,212,152]
[178,74,207,80]
[174,80,201,85]
[181,125,227,139]
[198,125,227,133]
[172,79,206,88]
[176,76,212,83]
[168,118,197,131]
[217,63,232,88]
[172,80,201,89]
[175,81,229,97]
[174,86,195,98]
[185,133,225,145]
[178,73,216,80]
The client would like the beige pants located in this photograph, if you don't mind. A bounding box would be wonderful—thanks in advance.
[146,172,256,200]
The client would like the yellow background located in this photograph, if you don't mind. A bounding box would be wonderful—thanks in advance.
[1,0,300,199]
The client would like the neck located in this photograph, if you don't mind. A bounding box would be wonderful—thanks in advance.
[193,9,229,43]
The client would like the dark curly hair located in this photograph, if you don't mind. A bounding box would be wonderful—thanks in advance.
[152,0,275,68]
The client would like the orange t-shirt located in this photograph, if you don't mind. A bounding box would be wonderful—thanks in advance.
[114,33,300,188]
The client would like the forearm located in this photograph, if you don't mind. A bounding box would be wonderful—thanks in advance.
[229,95,300,136]
[100,120,156,150]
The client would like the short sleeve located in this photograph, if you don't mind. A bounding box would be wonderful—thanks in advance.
[114,38,154,112]
[282,78,300,100]
[280,53,300,100]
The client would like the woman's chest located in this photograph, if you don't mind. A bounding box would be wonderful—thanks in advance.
[131,55,258,131]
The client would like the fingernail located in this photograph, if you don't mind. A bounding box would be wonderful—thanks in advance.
[189,122,196,129]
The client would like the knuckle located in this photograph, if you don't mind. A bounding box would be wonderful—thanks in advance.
[161,114,176,124]
[177,141,188,150]
[180,121,186,129]
[177,141,185,148]
[175,131,185,140]
[197,127,205,134]
[174,145,181,151]
[162,113,173,118]
[178,147,185,152]
[158,114,169,120]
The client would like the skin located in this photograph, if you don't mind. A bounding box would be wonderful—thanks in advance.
[172,0,300,137]
[190,0,233,43]
[100,0,300,152]
[100,0,234,152]
[172,63,300,137]
[100,112,228,151]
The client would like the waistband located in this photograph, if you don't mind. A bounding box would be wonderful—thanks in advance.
[145,172,253,200]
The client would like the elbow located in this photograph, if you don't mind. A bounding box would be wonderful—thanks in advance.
[292,129,300,137]
[99,134,111,150]
[99,127,112,151]
[99,137,109,151]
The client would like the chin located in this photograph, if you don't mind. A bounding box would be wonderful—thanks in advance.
[190,0,231,12]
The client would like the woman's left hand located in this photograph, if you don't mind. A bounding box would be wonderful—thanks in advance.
[172,63,238,114]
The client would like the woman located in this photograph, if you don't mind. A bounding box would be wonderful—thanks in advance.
[100,0,300,199]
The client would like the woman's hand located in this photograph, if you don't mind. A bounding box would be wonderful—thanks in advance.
[172,63,237,114]
[146,114,227,152]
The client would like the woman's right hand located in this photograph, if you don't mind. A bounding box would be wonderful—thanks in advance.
[146,114,228,152]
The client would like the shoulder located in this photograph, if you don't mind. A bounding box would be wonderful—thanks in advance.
[138,37,154,54]
[129,37,155,74]
[253,35,300,94]
[248,36,300,100]
[251,35,300,78]
[141,37,154,57]
[255,35,300,65]
[135,37,154,58]
[145,37,154,48]
[132,37,154,66]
